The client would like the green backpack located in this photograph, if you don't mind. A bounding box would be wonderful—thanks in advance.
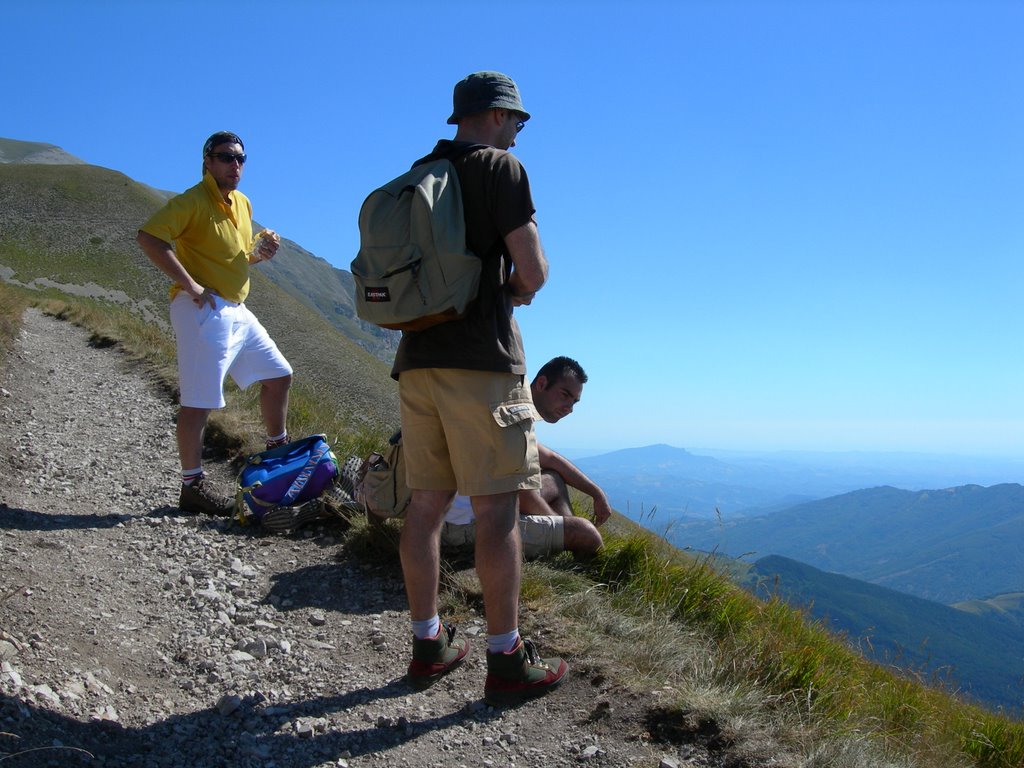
[351,149,482,332]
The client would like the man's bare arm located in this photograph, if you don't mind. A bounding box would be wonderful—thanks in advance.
[137,231,213,307]
[538,444,612,525]
[504,220,548,306]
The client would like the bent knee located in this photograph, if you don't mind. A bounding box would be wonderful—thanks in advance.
[565,520,603,556]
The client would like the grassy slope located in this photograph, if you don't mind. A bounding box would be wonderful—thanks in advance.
[0,161,398,360]
[744,555,1024,712]
[253,238,399,361]
[0,163,172,306]
[0,136,86,163]
[953,593,1024,630]
[3,141,1024,766]
[0,161,400,457]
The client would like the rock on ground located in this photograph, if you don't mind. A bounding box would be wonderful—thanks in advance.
[0,309,691,768]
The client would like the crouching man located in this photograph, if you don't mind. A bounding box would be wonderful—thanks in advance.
[441,356,609,558]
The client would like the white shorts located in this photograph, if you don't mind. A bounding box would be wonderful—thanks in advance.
[440,514,564,560]
[170,292,292,409]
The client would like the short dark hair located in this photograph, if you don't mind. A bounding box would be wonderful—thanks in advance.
[533,356,587,387]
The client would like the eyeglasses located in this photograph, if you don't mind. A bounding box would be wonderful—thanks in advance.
[505,111,528,134]
[208,152,247,165]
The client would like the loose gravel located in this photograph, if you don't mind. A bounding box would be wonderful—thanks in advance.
[0,309,690,768]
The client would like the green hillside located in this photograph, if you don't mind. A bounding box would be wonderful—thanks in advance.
[254,237,398,361]
[0,162,173,309]
[744,555,1024,713]
[0,149,399,438]
[0,143,398,361]
[680,483,1024,603]
[0,137,85,164]
[954,593,1024,630]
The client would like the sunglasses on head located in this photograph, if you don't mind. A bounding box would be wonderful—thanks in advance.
[208,151,247,164]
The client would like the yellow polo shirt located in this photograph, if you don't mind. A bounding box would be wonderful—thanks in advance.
[141,172,255,303]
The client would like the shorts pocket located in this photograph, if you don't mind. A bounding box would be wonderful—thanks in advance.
[490,400,540,428]
[490,398,540,476]
[196,302,214,329]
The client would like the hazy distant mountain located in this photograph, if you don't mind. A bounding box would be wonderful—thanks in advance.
[680,483,1024,603]
[573,443,1024,521]
[743,555,1024,713]
[574,444,815,519]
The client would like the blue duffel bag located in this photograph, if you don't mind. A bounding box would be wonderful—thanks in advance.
[236,434,339,524]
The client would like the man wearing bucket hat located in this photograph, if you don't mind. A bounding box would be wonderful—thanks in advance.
[392,71,567,706]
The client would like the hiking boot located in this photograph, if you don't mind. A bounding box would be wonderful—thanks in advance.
[337,455,364,499]
[407,623,469,690]
[321,484,364,520]
[261,499,329,533]
[179,476,234,517]
[484,637,568,707]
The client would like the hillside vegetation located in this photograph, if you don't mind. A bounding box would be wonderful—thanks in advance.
[953,593,1024,630]
[0,156,400,453]
[0,136,86,164]
[744,555,1024,712]
[3,139,1024,767]
[679,483,1024,604]
[0,147,398,359]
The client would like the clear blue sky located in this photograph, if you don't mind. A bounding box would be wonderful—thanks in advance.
[5,0,1022,458]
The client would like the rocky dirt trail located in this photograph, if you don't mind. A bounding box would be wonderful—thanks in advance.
[0,310,697,768]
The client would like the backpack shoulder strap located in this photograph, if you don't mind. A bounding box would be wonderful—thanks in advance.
[412,142,489,169]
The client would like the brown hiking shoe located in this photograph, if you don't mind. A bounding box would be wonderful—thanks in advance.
[484,637,568,707]
[407,623,469,690]
[179,476,234,517]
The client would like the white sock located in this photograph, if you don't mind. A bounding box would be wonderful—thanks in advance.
[487,629,520,654]
[182,467,203,486]
[412,615,440,640]
[266,431,288,447]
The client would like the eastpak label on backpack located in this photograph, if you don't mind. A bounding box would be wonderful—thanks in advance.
[352,154,482,332]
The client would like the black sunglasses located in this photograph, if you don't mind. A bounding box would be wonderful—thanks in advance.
[208,151,247,164]
[502,110,525,133]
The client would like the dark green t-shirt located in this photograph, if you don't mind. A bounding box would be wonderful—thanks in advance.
[390,140,536,379]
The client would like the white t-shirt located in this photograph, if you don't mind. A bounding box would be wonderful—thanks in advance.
[444,495,475,525]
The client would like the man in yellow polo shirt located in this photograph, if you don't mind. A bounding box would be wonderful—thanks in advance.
[137,131,293,516]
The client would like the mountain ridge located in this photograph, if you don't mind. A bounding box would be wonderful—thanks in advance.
[0,137,86,165]
[744,554,1024,713]
[573,440,1024,522]
[682,482,1024,603]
